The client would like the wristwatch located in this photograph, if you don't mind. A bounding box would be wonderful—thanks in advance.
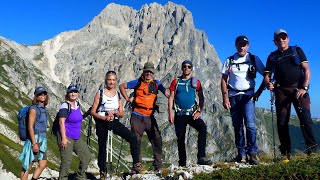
[303,86,309,90]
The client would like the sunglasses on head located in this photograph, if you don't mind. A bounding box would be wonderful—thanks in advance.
[106,71,116,75]
[183,65,192,69]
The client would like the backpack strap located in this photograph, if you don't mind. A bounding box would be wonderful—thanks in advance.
[249,52,256,67]
[173,77,198,112]
[291,45,301,65]
[227,55,234,74]
[98,83,104,108]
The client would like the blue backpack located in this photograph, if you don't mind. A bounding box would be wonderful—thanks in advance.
[17,105,43,141]
[17,106,31,141]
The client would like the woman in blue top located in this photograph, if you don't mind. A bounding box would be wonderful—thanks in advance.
[19,87,49,180]
[57,84,90,179]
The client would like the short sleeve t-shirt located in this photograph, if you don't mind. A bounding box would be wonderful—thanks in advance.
[58,102,83,140]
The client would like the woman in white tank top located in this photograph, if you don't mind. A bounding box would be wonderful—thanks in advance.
[90,71,141,178]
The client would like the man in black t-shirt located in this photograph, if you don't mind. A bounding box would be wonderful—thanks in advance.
[264,29,317,162]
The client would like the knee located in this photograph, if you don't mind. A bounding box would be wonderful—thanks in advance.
[39,161,47,170]
[199,123,207,133]
[246,122,255,129]
[154,137,162,147]
[175,130,185,139]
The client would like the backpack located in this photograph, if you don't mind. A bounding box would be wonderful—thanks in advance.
[228,52,256,79]
[131,78,159,113]
[173,76,199,113]
[17,105,41,141]
[17,106,31,141]
[51,102,72,136]
[269,46,304,80]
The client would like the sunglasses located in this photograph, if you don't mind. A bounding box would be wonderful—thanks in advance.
[238,42,247,47]
[38,92,47,96]
[69,90,79,94]
[183,65,192,69]
[275,35,287,42]
[145,71,154,74]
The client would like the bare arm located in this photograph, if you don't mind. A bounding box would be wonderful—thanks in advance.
[116,99,124,118]
[168,90,175,124]
[295,62,311,99]
[221,74,230,110]
[59,116,69,149]
[119,82,131,102]
[28,109,38,152]
[90,91,108,121]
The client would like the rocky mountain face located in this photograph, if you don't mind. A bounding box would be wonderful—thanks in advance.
[0,2,273,175]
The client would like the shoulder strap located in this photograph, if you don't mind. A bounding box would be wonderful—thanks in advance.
[291,45,301,65]
[174,77,180,93]
[117,91,121,100]
[227,55,235,75]
[248,52,256,67]
[134,78,142,91]
[191,76,198,89]
[98,83,104,107]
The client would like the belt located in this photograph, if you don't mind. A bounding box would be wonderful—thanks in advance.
[227,85,254,93]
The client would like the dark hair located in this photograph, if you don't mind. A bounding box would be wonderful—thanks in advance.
[32,94,49,106]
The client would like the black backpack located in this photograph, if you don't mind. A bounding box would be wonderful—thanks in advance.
[51,102,72,136]
[228,52,256,79]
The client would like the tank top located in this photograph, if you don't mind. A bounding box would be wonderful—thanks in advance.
[97,89,120,117]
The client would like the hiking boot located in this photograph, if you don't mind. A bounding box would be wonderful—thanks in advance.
[131,162,142,174]
[99,171,106,180]
[281,154,290,163]
[248,154,260,165]
[234,155,246,163]
[307,152,317,158]
[197,157,213,165]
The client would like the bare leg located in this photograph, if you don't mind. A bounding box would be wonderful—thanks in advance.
[20,162,33,180]
[32,160,47,179]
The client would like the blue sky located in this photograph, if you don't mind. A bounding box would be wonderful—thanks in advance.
[0,0,319,117]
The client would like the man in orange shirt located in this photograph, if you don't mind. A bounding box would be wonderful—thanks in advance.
[120,62,169,172]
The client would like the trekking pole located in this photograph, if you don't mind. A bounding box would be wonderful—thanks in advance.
[115,118,129,173]
[270,90,276,159]
[86,115,92,146]
[106,119,113,178]
[110,120,113,178]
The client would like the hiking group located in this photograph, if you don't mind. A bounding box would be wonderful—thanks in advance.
[17,28,317,179]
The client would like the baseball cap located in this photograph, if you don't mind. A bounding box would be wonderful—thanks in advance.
[274,29,288,38]
[235,36,249,45]
[67,84,79,93]
[34,87,47,96]
[181,60,193,68]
